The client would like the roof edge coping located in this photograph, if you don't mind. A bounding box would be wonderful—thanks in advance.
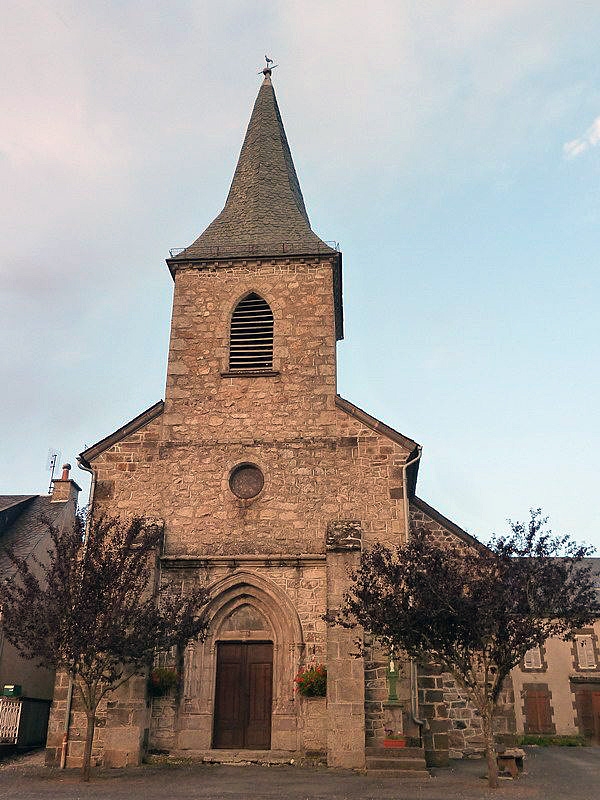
[334,395,420,455]
[79,400,164,466]
[411,495,489,552]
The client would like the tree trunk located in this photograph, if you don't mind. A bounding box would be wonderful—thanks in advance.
[482,712,498,789]
[82,710,96,782]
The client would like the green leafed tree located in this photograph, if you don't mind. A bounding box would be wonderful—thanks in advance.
[335,509,598,788]
[0,513,210,781]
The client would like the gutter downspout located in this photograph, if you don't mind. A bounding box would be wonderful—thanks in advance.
[60,457,96,770]
[401,446,427,731]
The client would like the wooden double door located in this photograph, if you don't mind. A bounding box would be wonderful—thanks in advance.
[213,642,273,749]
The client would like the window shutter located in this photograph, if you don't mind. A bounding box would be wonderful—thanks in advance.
[524,647,542,669]
[577,636,596,669]
[229,293,274,371]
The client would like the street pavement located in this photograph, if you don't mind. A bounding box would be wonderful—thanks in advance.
[0,746,597,799]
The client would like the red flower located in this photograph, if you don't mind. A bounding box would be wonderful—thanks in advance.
[294,663,327,697]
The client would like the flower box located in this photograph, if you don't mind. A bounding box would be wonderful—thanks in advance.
[384,736,407,748]
[148,667,180,698]
[294,664,327,698]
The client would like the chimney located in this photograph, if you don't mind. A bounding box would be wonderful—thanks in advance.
[51,463,82,504]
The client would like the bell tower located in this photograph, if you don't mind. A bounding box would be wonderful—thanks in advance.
[162,68,343,447]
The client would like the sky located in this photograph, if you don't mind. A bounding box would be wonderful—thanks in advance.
[2,1,600,549]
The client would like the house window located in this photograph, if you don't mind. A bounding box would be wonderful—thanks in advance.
[229,293,274,371]
[576,636,597,670]
[524,647,543,670]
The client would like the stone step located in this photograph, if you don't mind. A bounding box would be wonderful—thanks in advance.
[158,749,303,765]
[366,768,431,779]
[365,746,425,759]
[366,756,428,771]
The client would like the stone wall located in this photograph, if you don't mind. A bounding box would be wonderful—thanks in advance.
[417,662,449,767]
[363,641,390,745]
[325,548,365,768]
[91,258,412,558]
[92,414,411,560]
[151,559,328,755]
[46,671,149,769]
[410,500,475,551]
[298,696,327,753]
[49,254,422,769]
[444,675,516,759]
[163,258,338,444]
[149,695,177,753]
[409,500,517,760]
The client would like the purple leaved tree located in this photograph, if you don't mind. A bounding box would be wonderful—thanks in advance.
[0,513,210,781]
[334,510,598,788]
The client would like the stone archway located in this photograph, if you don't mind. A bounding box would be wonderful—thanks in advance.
[177,570,304,753]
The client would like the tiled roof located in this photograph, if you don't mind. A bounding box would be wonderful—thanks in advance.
[0,495,36,513]
[582,557,600,589]
[0,495,74,579]
[170,74,335,261]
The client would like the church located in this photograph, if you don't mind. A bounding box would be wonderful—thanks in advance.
[46,67,497,771]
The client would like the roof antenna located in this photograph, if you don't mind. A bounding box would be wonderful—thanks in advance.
[46,448,61,494]
[259,55,278,77]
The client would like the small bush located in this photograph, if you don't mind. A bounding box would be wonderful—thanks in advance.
[294,663,327,697]
[517,734,588,747]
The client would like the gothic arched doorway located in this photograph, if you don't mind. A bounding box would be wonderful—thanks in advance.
[183,571,304,753]
[213,604,273,748]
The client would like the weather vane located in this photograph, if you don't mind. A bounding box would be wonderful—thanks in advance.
[259,55,278,76]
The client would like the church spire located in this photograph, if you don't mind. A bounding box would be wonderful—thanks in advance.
[171,70,335,261]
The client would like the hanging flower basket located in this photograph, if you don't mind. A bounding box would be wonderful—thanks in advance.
[294,664,327,697]
[148,667,180,698]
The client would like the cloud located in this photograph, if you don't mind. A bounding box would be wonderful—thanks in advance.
[563,116,600,159]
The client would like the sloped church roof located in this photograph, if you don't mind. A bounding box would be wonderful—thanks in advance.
[169,71,336,262]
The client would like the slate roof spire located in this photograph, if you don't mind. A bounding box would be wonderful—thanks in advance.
[171,70,335,261]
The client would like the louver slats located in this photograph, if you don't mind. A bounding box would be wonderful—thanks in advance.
[229,293,274,371]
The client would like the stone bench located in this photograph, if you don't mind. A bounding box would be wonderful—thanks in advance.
[496,748,526,778]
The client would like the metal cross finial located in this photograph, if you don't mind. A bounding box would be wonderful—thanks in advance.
[259,55,278,76]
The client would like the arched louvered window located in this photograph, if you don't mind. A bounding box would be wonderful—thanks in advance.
[229,293,274,371]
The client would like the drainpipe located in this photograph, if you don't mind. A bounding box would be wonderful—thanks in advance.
[59,457,96,769]
[401,446,427,731]
[60,679,74,769]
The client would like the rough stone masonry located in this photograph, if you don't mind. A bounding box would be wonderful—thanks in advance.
[46,69,503,772]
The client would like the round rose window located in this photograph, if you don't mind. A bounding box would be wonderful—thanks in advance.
[229,463,264,499]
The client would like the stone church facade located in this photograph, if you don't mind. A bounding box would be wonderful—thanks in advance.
[46,69,503,771]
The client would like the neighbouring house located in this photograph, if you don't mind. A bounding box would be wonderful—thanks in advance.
[510,558,600,744]
[442,558,600,758]
[0,465,80,746]
[46,68,513,772]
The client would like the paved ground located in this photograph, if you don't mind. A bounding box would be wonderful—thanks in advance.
[0,747,597,799]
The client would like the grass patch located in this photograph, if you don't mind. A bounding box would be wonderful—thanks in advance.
[517,734,588,747]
